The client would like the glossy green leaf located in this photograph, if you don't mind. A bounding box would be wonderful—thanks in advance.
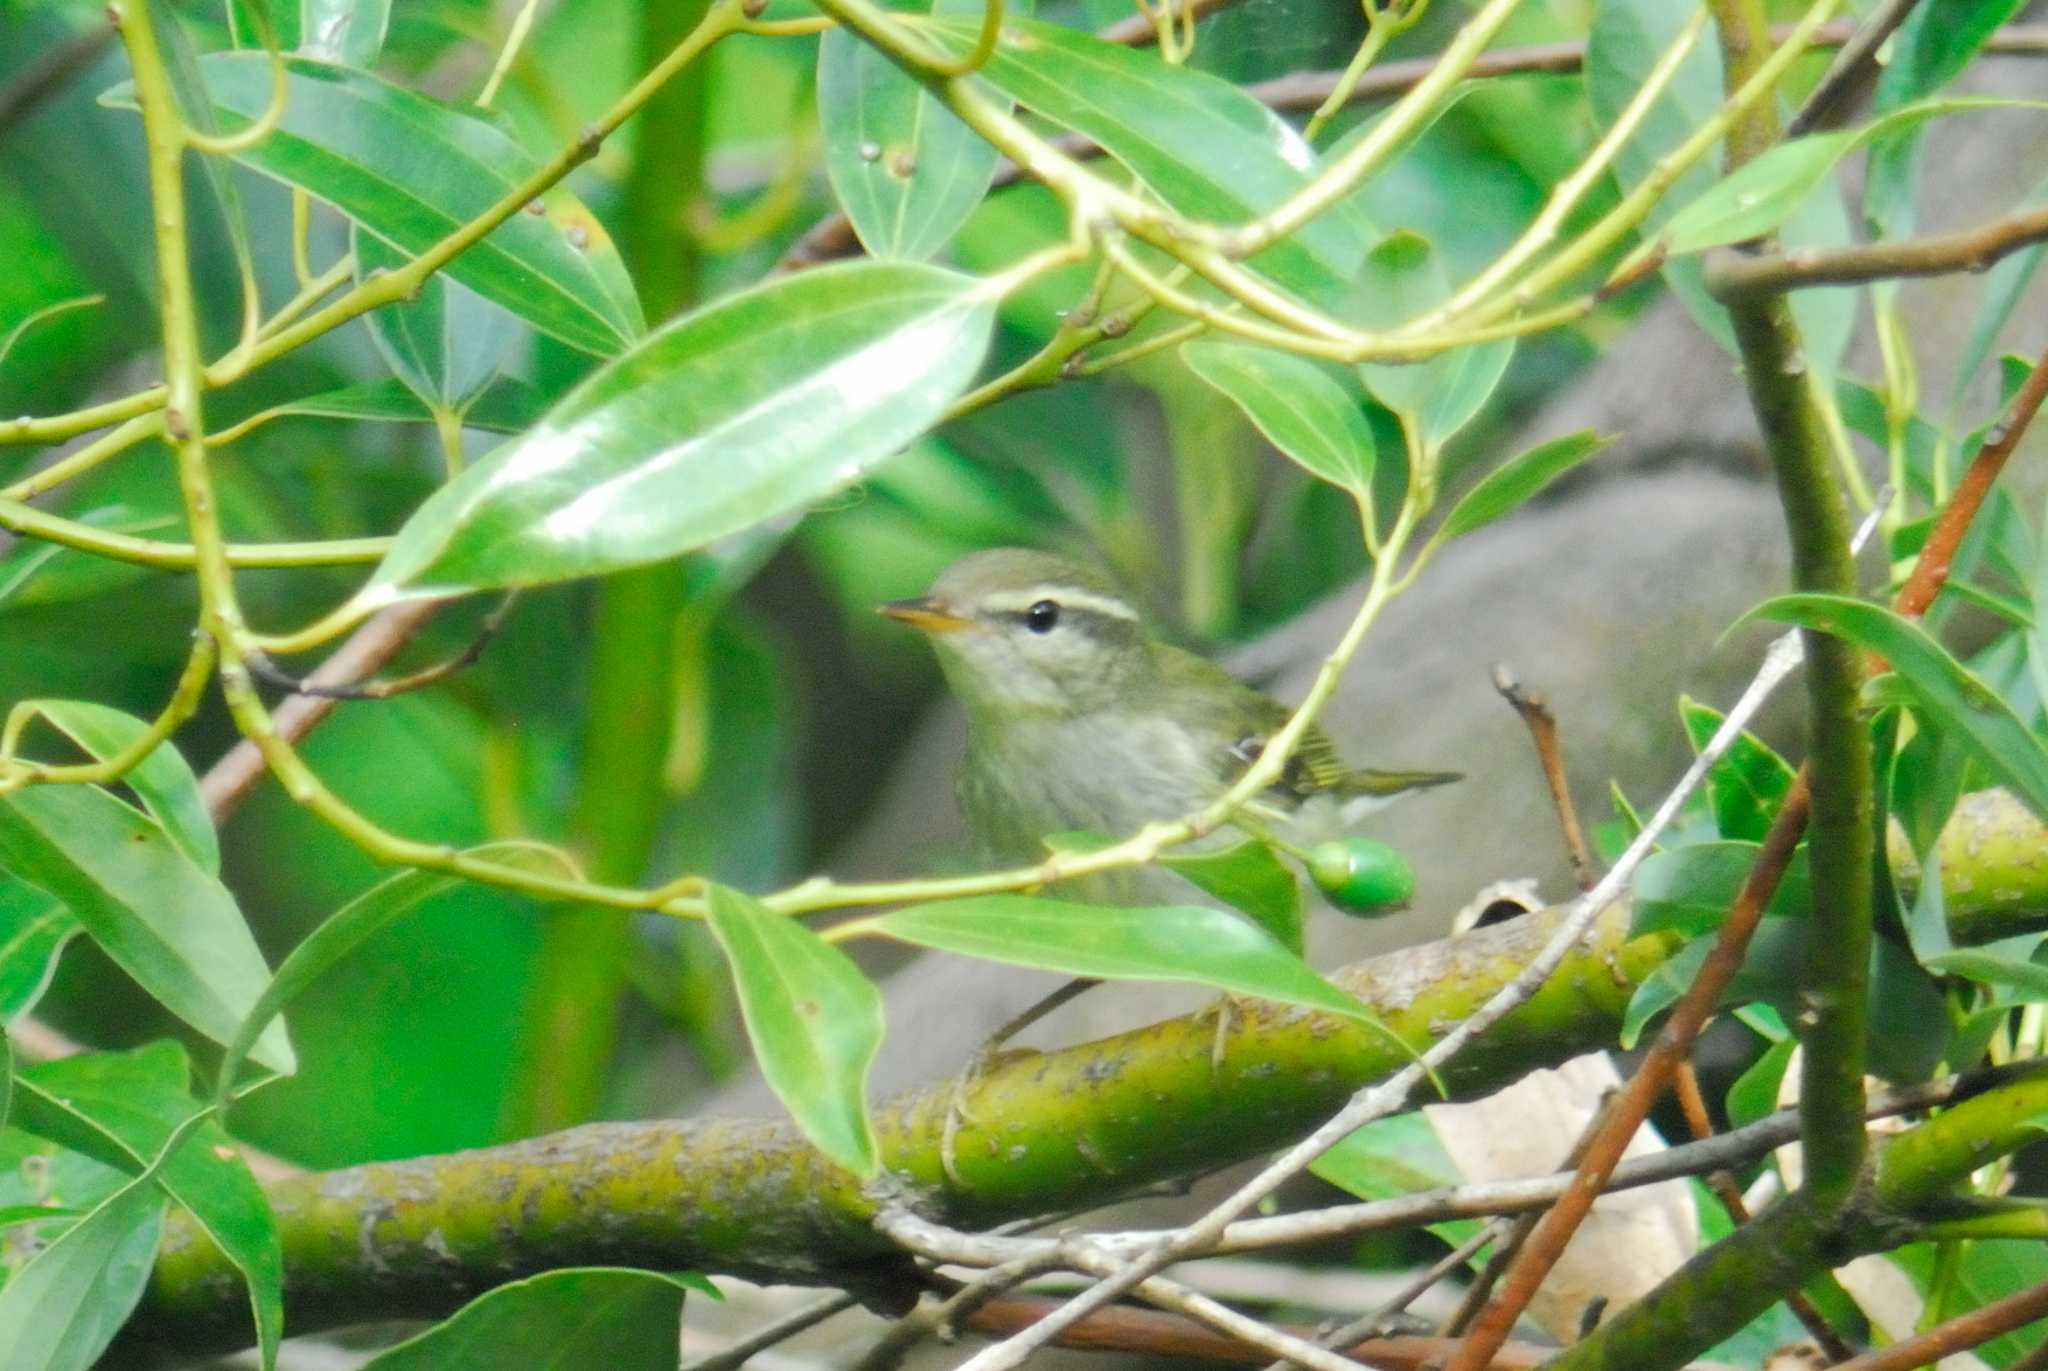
[0,295,104,373]
[18,701,217,873]
[1353,230,1442,420]
[14,1044,281,1370]
[363,1268,713,1370]
[1419,336,1515,453]
[1435,430,1612,541]
[706,885,883,1177]
[358,261,997,599]
[0,881,79,1023]
[819,0,1007,260]
[1868,937,1950,1081]
[229,376,544,438]
[1891,1239,2048,1370]
[301,0,389,64]
[1160,839,1304,954]
[355,227,513,413]
[868,895,1382,1027]
[0,784,293,1073]
[1749,594,2048,822]
[1181,341,1373,495]
[1630,840,1811,936]
[928,17,1373,307]
[1661,99,2039,257]
[215,842,576,1103]
[0,1179,166,1371]
[104,56,643,356]
[1678,696,1796,843]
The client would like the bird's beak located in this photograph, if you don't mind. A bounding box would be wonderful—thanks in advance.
[877,596,972,633]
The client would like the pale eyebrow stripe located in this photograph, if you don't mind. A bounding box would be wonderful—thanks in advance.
[981,587,1140,621]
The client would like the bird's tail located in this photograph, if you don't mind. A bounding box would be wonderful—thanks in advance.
[1339,768,1463,797]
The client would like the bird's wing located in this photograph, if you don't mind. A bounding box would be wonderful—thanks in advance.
[1158,645,1459,803]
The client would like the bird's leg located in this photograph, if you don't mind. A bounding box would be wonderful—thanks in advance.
[942,975,1102,1187]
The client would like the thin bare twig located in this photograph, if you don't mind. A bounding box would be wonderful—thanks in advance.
[677,1291,861,1371]
[1706,207,2048,299]
[1825,1278,2048,1371]
[1492,663,1597,891]
[245,594,512,702]
[198,599,445,823]
[961,1292,1556,1369]
[1259,1220,1508,1371]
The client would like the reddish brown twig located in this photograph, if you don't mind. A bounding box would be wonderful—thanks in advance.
[1493,663,1598,891]
[962,1294,1554,1369]
[1894,343,2048,622]
[1824,1278,2048,1371]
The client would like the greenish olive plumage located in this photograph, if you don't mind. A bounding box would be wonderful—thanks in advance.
[882,549,1457,905]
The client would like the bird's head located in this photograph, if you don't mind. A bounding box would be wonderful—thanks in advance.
[879,548,1151,720]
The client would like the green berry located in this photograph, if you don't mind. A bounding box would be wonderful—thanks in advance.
[1308,838,1415,915]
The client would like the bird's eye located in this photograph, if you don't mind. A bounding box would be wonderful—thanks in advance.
[1024,600,1061,634]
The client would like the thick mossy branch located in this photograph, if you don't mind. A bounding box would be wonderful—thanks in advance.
[120,904,1670,1359]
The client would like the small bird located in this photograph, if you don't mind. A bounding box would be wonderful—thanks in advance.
[880,547,1459,907]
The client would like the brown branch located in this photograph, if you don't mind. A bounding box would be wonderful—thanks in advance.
[1707,207,2048,300]
[1825,1279,2048,1371]
[962,1294,1556,1369]
[1785,0,1921,138]
[1492,663,1597,891]
[197,599,445,823]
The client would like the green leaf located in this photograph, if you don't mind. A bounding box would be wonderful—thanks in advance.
[1435,430,1612,541]
[1725,1035,1796,1128]
[363,1269,712,1371]
[13,1045,282,1370]
[17,701,218,873]
[1629,840,1811,936]
[355,227,512,413]
[0,784,293,1073]
[357,261,997,599]
[0,1179,166,1371]
[868,895,1382,1028]
[1,1027,10,1132]
[214,842,576,1103]
[818,0,1010,260]
[1678,696,1796,843]
[1926,939,2048,1000]
[0,881,79,1023]
[1748,594,2048,822]
[229,376,545,437]
[928,17,1373,308]
[103,55,644,356]
[1661,98,2041,257]
[1948,175,2048,428]
[301,0,389,65]
[1620,919,1807,1047]
[1160,839,1305,954]
[1181,341,1374,495]
[706,885,883,1177]
[1310,1112,1479,1247]
[0,295,105,373]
